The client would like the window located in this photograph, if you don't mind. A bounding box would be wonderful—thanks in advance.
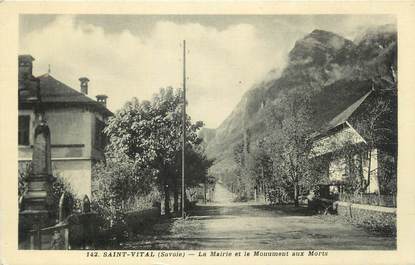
[18,115,30,145]
[94,118,106,150]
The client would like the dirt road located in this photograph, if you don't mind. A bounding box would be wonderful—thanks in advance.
[121,184,395,250]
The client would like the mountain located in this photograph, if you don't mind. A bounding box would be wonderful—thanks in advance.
[203,25,397,181]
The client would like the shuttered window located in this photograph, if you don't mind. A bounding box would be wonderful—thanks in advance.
[18,115,30,145]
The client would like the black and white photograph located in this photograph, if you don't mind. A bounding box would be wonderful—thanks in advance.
[15,13,398,252]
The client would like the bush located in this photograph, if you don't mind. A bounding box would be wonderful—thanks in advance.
[50,175,82,220]
[267,187,290,205]
[18,162,80,217]
[18,162,31,200]
[91,159,161,240]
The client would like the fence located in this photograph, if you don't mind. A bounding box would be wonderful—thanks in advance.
[27,212,100,250]
[339,193,396,208]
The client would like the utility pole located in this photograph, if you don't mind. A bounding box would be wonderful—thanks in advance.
[182,40,186,219]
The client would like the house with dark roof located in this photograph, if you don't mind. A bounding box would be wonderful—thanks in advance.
[18,55,112,198]
[310,85,397,196]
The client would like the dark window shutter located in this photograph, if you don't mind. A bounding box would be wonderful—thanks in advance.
[95,118,106,150]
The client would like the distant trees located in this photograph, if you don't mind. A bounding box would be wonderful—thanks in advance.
[231,138,273,201]
[232,141,250,200]
[92,87,210,222]
[248,141,273,200]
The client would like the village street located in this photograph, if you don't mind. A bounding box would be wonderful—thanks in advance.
[120,183,396,250]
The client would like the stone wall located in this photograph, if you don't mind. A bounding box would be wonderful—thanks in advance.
[337,201,396,234]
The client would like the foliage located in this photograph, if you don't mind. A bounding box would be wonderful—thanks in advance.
[267,186,290,205]
[265,91,317,206]
[230,141,252,199]
[248,141,273,196]
[18,162,31,199]
[105,87,202,167]
[51,174,81,217]
[91,157,157,227]
[181,145,214,188]
[226,90,322,205]
[230,138,274,201]
[378,154,397,195]
[351,91,397,195]
[226,87,396,206]
[93,87,209,221]
[18,161,80,216]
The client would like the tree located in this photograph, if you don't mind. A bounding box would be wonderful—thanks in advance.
[341,89,397,195]
[167,144,213,212]
[265,91,315,207]
[100,87,204,216]
[180,145,214,207]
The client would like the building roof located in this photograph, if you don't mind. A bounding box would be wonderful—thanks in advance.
[324,90,373,131]
[309,88,373,143]
[20,73,112,116]
[310,84,397,156]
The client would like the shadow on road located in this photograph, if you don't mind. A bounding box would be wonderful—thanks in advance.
[250,204,314,216]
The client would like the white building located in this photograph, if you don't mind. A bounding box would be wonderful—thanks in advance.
[310,87,397,195]
[18,55,112,198]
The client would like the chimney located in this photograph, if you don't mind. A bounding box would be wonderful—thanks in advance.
[18,55,40,102]
[96,94,108,107]
[79,77,90,95]
[18,55,35,81]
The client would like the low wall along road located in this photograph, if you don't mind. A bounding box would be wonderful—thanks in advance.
[336,201,396,234]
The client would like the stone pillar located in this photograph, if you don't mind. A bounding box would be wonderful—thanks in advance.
[19,119,56,249]
[58,192,74,222]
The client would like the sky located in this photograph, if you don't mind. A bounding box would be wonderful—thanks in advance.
[19,15,395,128]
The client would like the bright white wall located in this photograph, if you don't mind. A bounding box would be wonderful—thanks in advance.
[52,159,92,198]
